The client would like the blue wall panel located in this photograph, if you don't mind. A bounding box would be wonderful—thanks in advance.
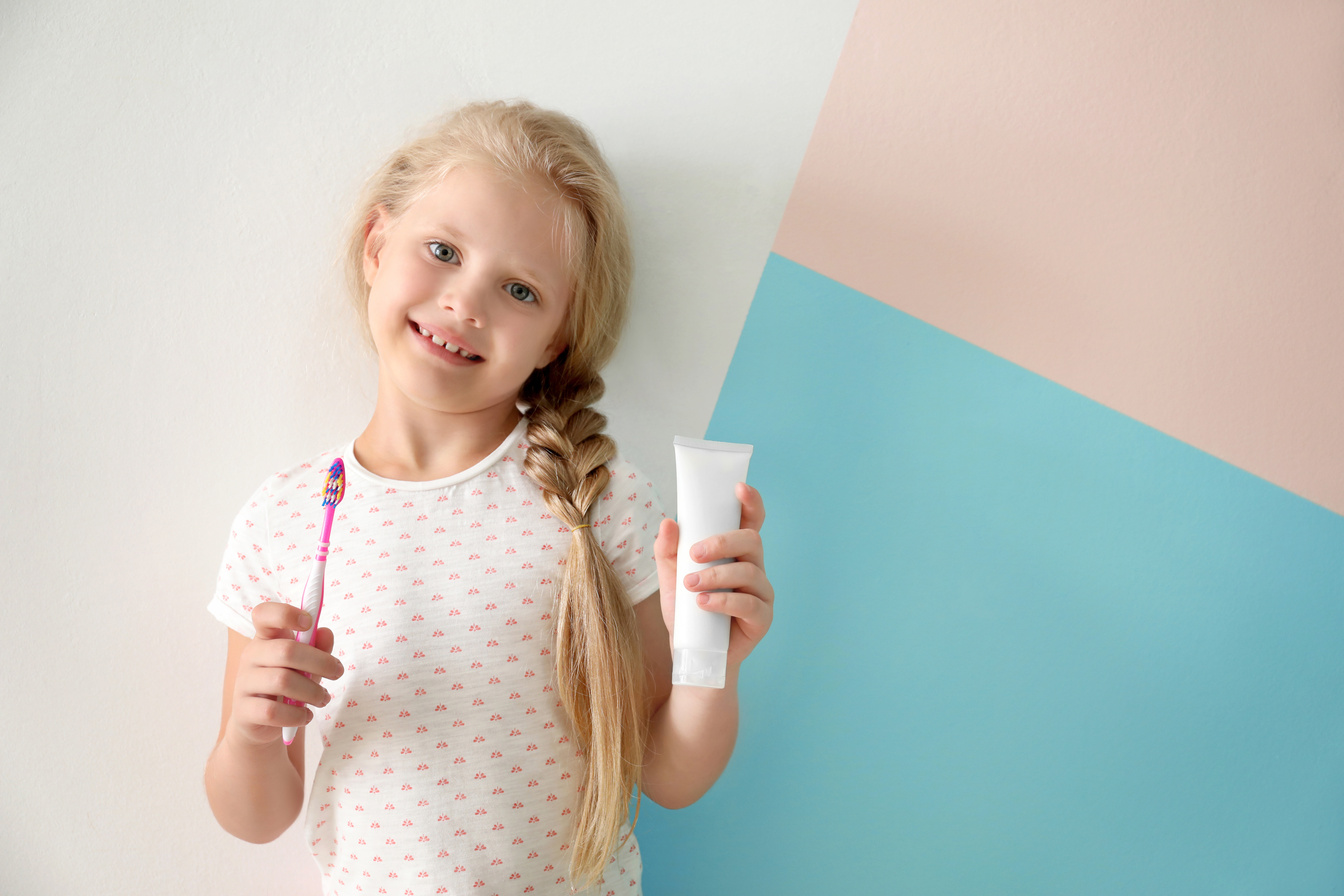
[637,254,1344,893]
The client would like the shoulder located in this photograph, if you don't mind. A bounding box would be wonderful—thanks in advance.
[223,446,348,546]
[592,454,664,602]
[213,446,344,634]
[238,446,349,513]
[599,456,662,515]
[595,455,665,546]
[510,415,663,530]
[514,424,660,511]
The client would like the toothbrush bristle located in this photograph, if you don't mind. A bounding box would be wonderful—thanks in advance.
[323,458,346,506]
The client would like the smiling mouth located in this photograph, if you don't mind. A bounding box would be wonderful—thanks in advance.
[416,325,483,361]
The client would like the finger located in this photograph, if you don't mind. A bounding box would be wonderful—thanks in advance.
[736,482,765,532]
[654,518,679,565]
[310,630,347,680]
[251,600,313,640]
[312,627,343,670]
[253,637,346,682]
[695,589,773,630]
[682,561,773,603]
[654,518,681,603]
[689,527,764,568]
[271,668,332,708]
[233,671,329,727]
[235,692,316,731]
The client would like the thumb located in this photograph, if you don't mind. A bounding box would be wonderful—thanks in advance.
[655,518,680,627]
[250,599,311,640]
[654,518,679,569]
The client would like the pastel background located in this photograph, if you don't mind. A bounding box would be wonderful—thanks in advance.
[636,0,1344,893]
[5,1,1343,895]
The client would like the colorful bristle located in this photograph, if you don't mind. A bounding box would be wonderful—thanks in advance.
[323,458,346,507]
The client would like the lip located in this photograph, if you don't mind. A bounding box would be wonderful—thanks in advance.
[409,320,484,362]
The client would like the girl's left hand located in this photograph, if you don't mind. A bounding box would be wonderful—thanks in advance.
[654,482,774,668]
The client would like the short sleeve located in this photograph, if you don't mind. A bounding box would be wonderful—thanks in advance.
[592,458,666,604]
[206,478,280,638]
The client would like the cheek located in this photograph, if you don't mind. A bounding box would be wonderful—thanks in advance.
[378,248,439,295]
[369,262,437,322]
[401,259,440,296]
[365,286,395,337]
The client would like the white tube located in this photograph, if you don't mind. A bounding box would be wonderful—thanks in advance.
[672,436,754,688]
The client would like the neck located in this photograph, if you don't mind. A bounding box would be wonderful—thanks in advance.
[354,390,523,482]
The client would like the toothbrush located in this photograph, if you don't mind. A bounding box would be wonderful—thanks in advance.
[282,457,345,747]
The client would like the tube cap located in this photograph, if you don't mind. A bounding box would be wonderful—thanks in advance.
[672,648,727,689]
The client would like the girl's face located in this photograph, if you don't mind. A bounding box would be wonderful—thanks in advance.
[362,164,574,424]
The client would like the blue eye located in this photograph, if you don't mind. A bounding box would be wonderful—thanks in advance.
[507,283,536,303]
[429,242,458,263]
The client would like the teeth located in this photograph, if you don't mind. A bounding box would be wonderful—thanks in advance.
[418,325,477,359]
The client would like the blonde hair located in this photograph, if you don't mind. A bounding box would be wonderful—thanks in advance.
[343,100,642,886]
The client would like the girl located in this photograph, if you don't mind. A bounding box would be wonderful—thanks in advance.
[204,100,774,895]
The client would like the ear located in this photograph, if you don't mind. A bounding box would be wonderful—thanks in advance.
[362,206,390,286]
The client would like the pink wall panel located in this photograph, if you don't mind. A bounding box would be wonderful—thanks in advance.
[775,0,1344,516]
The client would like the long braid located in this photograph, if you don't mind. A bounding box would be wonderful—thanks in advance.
[523,370,647,884]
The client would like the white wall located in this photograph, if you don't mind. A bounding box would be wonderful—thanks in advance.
[0,2,856,892]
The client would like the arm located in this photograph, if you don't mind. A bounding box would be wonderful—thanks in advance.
[639,483,773,809]
[204,602,345,843]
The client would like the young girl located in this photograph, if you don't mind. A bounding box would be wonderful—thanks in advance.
[204,100,774,895]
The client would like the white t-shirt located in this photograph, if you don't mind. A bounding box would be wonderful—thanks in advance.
[210,418,664,895]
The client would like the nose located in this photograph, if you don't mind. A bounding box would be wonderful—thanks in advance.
[440,271,489,327]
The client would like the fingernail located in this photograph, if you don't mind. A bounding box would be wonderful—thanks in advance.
[696,593,711,607]
[684,572,700,589]
[690,544,706,562]
[298,612,313,630]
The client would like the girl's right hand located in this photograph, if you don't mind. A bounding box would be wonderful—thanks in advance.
[224,601,346,748]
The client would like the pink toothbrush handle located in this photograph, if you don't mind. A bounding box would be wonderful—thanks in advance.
[282,545,328,745]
